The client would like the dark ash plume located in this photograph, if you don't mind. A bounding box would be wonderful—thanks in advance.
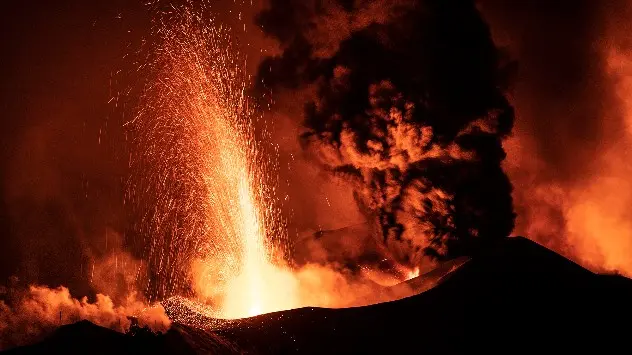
[256,0,515,266]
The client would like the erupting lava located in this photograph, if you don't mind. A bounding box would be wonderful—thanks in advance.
[129,3,419,322]
[130,3,299,319]
[406,268,420,280]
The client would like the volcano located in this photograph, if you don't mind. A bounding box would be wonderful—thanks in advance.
[4,236,631,354]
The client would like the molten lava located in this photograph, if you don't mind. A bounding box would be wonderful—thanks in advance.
[406,267,420,280]
[129,3,300,319]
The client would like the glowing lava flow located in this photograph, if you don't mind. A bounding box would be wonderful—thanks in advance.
[406,267,420,280]
[130,3,296,319]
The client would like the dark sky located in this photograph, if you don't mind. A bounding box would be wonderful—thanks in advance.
[0,1,150,294]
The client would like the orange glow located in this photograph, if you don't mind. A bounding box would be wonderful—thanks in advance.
[0,285,170,349]
[406,267,420,280]
[563,47,632,275]
[505,40,632,277]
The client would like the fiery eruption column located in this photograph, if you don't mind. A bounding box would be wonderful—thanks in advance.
[130,4,289,318]
[199,83,269,319]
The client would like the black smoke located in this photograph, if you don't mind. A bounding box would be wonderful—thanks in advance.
[255,0,515,266]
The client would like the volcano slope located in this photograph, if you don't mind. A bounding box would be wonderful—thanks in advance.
[4,236,632,354]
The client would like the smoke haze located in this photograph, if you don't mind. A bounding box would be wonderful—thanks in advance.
[479,0,632,275]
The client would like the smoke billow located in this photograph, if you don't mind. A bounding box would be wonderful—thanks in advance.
[256,0,515,267]
[0,284,170,350]
[0,231,169,350]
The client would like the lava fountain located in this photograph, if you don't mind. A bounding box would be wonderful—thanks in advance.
[129,3,298,319]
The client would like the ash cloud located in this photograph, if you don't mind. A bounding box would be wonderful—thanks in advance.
[256,0,515,266]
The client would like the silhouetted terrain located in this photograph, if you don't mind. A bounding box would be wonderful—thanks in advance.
[4,236,631,354]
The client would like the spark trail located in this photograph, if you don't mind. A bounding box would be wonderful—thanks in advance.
[128,3,292,318]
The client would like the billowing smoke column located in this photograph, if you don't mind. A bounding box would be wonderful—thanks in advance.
[256,0,515,266]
